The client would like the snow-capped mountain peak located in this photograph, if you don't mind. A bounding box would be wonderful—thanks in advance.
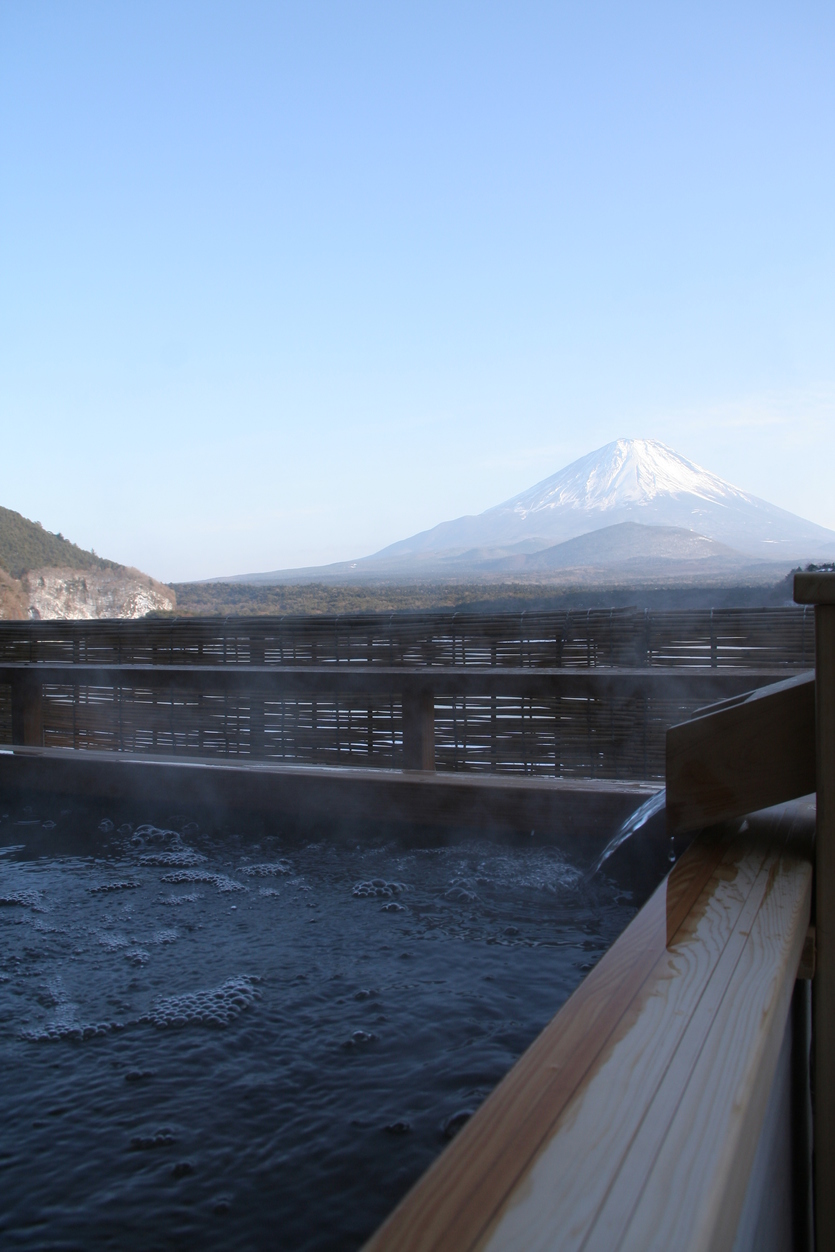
[508,439,749,518]
[359,436,835,565]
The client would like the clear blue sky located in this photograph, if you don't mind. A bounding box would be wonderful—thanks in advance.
[1,1,833,581]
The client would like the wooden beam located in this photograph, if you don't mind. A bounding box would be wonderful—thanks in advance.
[666,671,815,834]
[402,687,435,771]
[9,676,43,748]
[795,570,835,1251]
[362,800,813,1252]
[0,745,656,839]
[0,662,805,701]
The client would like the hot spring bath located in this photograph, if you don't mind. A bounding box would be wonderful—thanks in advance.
[0,804,647,1250]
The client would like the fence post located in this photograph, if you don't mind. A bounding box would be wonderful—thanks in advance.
[10,676,43,747]
[402,684,435,771]
[249,634,265,759]
[795,570,835,1251]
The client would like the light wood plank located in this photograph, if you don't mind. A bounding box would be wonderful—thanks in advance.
[614,841,810,1250]
[363,801,813,1252]
[476,837,774,1252]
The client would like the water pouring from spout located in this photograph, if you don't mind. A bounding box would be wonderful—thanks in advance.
[590,788,666,877]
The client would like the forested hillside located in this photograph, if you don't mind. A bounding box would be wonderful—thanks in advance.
[0,505,116,579]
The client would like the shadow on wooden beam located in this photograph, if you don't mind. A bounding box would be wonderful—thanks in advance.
[666,671,815,834]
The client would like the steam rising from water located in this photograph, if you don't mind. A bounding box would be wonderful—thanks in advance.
[0,807,639,1251]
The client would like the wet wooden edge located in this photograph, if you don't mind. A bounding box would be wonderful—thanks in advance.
[363,800,814,1252]
[362,827,729,1252]
[0,745,656,837]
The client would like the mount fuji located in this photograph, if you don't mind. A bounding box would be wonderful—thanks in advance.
[216,439,835,583]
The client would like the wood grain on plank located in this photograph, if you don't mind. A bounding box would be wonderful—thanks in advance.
[615,847,811,1250]
[362,831,730,1252]
[477,838,781,1252]
[666,671,815,833]
[363,802,812,1252]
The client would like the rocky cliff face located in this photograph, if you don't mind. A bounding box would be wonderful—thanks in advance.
[0,567,176,620]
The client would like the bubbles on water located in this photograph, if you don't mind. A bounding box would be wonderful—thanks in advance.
[151,929,178,945]
[98,819,115,833]
[134,825,176,843]
[353,880,405,899]
[140,975,261,1029]
[444,886,478,904]
[130,1129,175,1151]
[139,850,207,868]
[160,870,245,893]
[240,861,292,877]
[0,889,43,909]
[342,1029,378,1048]
[89,882,141,895]
[125,949,150,967]
[24,1007,125,1042]
[474,854,581,894]
[0,814,640,1250]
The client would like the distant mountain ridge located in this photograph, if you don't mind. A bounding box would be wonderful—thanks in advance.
[210,439,835,584]
[372,438,835,563]
[481,522,742,572]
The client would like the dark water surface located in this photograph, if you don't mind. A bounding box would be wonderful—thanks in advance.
[0,806,638,1251]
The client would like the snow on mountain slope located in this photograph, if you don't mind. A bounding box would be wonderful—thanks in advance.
[210,439,835,584]
[507,439,748,517]
[370,439,835,563]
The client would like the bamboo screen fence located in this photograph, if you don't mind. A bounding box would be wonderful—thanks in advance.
[0,608,814,781]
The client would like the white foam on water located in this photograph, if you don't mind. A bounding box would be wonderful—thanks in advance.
[160,870,246,893]
[0,889,43,909]
[88,882,141,895]
[125,949,150,966]
[353,879,406,899]
[139,850,207,868]
[240,861,292,877]
[140,975,261,1029]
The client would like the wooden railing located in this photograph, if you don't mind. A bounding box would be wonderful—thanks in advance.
[0,606,814,669]
[0,662,800,777]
